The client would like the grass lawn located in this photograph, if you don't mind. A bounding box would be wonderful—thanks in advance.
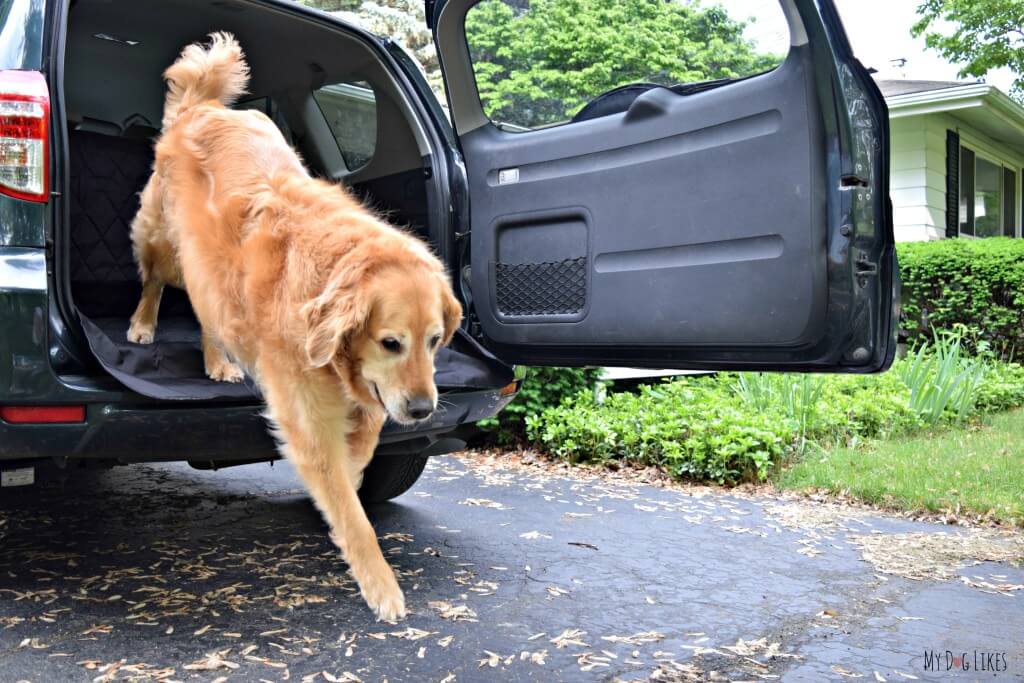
[777,409,1024,526]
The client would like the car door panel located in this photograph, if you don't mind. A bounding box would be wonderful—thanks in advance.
[466,48,823,348]
[432,0,895,371]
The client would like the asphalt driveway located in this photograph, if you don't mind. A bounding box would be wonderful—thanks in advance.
[0,453,1021,681]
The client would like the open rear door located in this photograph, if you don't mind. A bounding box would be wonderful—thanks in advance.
[431,0,896,371]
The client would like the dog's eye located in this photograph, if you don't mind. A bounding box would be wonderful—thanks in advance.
[429,335,441,349]
[381,337,402,353]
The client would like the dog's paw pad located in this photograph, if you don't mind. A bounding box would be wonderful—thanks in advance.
[359,569,407,621]
[127,326,155,344]
[207,362,245,383]
[369,588,407,622]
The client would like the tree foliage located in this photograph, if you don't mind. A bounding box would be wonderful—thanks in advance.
[912,0,1024,100]
[465,0,780,128]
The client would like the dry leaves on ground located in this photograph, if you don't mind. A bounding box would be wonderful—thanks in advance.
[550,628,589,649]
[428,601,478,622]
[851,531,1024,585]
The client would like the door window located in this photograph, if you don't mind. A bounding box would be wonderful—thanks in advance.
[313,81,377,171]
[463,0,789,131]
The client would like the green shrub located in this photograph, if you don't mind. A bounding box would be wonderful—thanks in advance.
[477,366,603,444]
[732,373,826,449]
[975,362,1024,413]
[897,238,1024,359]
[527,352,1024,485]
[894,328,987,425]
[526,379,792,484]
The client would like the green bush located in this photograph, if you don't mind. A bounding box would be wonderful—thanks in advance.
[975,362,1024,413]
[526,378,792,484]
[897,238,1024,359]
[527,353,1024,485]
[894,328,987,425]
[477,366,603,444]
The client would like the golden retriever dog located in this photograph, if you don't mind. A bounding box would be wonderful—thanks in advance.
[127,32,461,620]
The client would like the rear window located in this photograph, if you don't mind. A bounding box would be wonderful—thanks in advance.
[464,0,790,131]
[313,81,377,171]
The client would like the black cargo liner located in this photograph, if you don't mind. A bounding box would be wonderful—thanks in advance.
[79,313,513,401]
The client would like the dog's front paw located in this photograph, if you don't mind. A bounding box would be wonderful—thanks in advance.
[361,572,406,621]
[127,323,155,345]
[207,361,245,383]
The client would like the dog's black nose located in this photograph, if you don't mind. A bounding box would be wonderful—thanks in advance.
[406,397,434,420]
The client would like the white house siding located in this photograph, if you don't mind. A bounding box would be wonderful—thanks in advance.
[888,111,1024,242]
[889,115,947,241]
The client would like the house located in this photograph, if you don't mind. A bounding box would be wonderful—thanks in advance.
[879,78,1024,241]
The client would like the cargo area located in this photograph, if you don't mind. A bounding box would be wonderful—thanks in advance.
[58,0,510,400]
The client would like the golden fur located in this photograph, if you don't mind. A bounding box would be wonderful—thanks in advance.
[128,32,461,620]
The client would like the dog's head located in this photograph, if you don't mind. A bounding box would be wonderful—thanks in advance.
[301,247,462,424]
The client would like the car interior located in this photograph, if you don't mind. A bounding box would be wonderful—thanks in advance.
[58,0,509,399]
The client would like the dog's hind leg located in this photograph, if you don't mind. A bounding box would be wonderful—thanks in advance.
[128,178,167,344]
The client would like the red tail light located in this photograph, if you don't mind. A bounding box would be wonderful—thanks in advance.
[0,406,85,424]
[0,70,49,203]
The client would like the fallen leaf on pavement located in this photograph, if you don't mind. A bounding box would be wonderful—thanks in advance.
[551,628,589,649]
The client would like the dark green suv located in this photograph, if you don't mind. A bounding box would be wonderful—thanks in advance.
[0,0,896,499]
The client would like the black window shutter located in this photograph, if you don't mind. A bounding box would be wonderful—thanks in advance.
[945,130,960,238]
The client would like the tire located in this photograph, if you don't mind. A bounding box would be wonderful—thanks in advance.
[358,453,429,504]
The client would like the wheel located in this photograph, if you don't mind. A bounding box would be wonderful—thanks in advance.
[358,453,429,504]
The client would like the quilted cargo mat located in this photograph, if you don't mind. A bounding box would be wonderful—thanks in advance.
[80,315,514,401]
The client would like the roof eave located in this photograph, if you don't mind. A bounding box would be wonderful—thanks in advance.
[885,84,1024,152]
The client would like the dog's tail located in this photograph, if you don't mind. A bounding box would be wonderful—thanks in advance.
[162,32,249,130]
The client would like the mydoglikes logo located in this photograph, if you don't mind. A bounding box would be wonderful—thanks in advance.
[923,649,1009,674]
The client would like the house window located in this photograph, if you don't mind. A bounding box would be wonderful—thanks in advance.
[1004,167,1017,237]
[958,144,1019,237]
[959,147,975,235]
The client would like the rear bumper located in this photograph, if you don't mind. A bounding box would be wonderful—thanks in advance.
[0,383,519,463]
[2,246,520,463]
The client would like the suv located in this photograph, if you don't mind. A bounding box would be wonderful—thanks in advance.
[0,0,895,500]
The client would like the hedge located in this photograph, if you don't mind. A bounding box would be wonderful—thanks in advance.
[527,353,1024,485]
[897,238,1024,359]
[477,366,603,444]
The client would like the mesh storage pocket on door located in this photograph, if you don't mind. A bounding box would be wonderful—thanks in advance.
[494,256,587,317]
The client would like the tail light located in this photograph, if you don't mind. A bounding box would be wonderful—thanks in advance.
[0,70,49,203]
[0,406,85,424]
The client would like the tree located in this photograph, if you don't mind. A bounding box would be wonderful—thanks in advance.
[912,0,1024,101]
[465,0,780,128]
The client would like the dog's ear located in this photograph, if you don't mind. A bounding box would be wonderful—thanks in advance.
[302,263,371,368]
[438,274,463,346]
